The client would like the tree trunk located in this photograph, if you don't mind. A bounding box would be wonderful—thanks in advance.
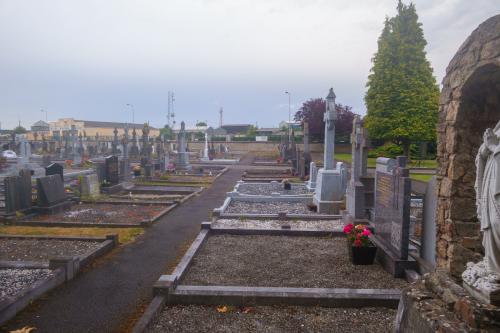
[402,141,410,157]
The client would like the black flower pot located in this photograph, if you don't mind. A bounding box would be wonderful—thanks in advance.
[348,242,377,265]
[133,170,141,176]
[283,183,291,190]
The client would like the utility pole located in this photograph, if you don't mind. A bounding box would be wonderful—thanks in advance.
[219,107,223,128]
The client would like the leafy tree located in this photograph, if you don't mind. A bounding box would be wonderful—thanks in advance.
[160,125,174,140]
[364,1,439,156]
[246,125,257,137]
[13,125,27,134]
[294,98,357,142]
[196,121,207,127]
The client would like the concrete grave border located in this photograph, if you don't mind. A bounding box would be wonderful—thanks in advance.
[132,223,402,333]
[231,180,313,199]
[0,234,118,325]
[213,197,341,221]
[10,202,178,228]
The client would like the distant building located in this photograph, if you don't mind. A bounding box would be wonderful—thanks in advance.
[31,120,50,133]
[220,124,252,135]
[47,118,160,139]
[255,127,280,136]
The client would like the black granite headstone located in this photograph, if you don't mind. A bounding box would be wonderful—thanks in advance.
[373,156,411,260]
[4,169,32,214]
[37,175,66,207]
[45,163,64,181]
[105,155,119,184]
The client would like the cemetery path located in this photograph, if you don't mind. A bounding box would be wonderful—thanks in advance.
[2,161,249,333]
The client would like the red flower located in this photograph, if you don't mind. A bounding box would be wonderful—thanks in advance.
[343,223,354,234]
[362,229,371,236]
[354,239,362,247]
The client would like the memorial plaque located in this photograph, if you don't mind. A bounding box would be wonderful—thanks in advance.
[37,175,66,207]
[373,156,411,259]
[105,155,119,185]
[45,162,64,181]
[81,174,100,197]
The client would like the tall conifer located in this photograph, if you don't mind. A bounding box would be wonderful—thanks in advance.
[364,1,439,156]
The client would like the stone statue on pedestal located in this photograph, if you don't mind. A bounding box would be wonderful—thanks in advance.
[462,121,500,305]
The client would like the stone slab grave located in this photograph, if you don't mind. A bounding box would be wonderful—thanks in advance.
[3,169,32,216]
[21,202,173,227]
[232,181,311,197]
[371,156,416,277]
[134,226,405,332]
[80,174,100,198]
[35,174,71,214]
[45,162,64,181]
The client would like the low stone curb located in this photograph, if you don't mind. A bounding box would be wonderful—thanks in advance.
[80,199,177,206]
[148,204,179,223]
[214,212,342,221]
[0,266,66,326]
[168,285,401,308]
[209,226,343,237]
[131,295,166,333]
[0,234,118,325]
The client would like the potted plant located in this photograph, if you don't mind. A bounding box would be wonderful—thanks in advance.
[282,178,291,190]
[133,165,141,176]
[343,223,377,265]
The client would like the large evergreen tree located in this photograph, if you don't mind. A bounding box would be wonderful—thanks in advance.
[364,1,439,156]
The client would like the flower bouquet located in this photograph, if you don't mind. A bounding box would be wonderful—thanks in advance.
[282,178,291,190]
[343,223,377,265]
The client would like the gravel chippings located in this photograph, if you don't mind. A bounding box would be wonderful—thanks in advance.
[0,268,54,299]
[237,183,311,196]
[24,203,166,224]
[182,235,408,289]
[226,201,317,215]
[0,239,101,262]
[149,305,396,333]
[213,219,343,231]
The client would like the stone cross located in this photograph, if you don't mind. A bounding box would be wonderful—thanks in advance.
[324,88,337,170]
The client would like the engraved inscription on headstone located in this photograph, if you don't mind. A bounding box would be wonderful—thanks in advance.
[373,156,411,260]
[105,155,119,185]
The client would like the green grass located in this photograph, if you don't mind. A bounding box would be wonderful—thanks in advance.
[335,153,435,169]
[410,173,434,182]
[0,226,144,244]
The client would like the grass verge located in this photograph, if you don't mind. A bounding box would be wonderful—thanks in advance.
[0,226,144,244]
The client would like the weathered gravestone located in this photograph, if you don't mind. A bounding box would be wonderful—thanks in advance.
[45,162,64,181]
[345,116,371,222]
[81,174,100,198]
[420,176,437,269]
[372,156,415,277]
[4,169,32,215]
[306,161,317,191]
[105,155,119,185]
[144,164,152,178]
[36,174,70,213]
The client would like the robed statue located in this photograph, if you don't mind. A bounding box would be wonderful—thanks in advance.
[475,121,500,273]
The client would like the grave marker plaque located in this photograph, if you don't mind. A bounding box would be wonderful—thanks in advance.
[45,162,64,181]
[37,175,66,207]
[4,170,32,214]
[105,155,119,185]
[373,156,411,260]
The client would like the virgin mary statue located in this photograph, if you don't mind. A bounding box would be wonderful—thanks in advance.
[476,121,500,273]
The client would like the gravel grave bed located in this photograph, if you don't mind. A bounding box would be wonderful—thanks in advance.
[23,203,167,224]
[0,268,54,299]
[237,183,310,196]
[148,305,396,333]
[0,238,102,261]
[225,201,316,215]
[182,235,408,289]
[107,193,183,202]
[213,219,343,231]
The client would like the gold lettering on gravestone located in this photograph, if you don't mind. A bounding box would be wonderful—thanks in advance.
[377,173,392,207]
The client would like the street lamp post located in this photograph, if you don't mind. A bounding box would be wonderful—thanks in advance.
[285,91,291,140]
[126,104,135,124]
[40,109,47,121]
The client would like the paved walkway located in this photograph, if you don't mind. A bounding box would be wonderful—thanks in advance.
[2,160,249,333]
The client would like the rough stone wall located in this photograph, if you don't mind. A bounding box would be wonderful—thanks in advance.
[436,14,500,278]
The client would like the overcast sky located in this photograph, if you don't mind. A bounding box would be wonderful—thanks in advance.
[0,0,498,130]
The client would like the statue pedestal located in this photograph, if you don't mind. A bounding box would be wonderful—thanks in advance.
[313,165,346,214]
[462,260,500,306]
[176,152,192,171]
